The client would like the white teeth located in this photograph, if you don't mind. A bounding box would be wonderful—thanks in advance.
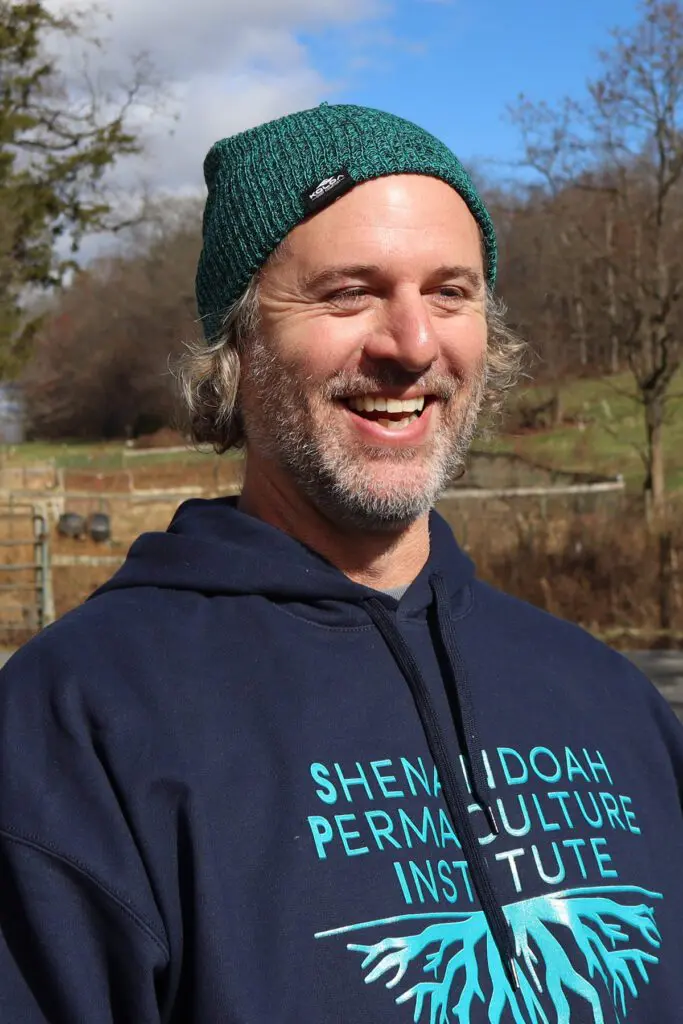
[378,414,418,431]
[348,395,427,413]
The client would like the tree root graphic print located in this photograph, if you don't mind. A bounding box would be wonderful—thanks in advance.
[315,886,663,1023]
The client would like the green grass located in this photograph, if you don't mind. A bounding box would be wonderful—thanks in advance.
[479,371,683,492]
[0,441,128,469]
[0,440,232,471]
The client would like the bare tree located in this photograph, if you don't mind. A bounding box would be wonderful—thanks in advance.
[24,197,202,439]
[510,0,683,517]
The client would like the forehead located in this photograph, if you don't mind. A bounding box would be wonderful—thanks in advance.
[278,174,484,274]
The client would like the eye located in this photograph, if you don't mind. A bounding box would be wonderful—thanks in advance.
[328,287,371,307]
[437,286,466,300]
[428,286,469,310]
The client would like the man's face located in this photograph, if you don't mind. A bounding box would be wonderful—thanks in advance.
[239,174,488,530]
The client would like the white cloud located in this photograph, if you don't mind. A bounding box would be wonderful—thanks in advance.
[45,0,388,198]
[94,0,383,77]
[142,65,331,193]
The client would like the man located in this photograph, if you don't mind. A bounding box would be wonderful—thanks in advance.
[0,103,681,1023]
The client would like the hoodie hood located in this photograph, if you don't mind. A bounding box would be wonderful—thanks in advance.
[94,496,475,619]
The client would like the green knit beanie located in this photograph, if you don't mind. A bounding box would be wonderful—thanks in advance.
[196,103,497,342]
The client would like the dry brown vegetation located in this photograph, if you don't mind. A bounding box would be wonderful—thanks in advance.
[30,493,683,651]
[0,465,679,649]
[23,199,203,441]
[439,497,683,648]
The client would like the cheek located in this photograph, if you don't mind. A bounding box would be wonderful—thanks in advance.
[275,315,366,376]
[439,316,487,375]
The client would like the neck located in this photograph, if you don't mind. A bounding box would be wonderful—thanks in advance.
[238,454,430,590]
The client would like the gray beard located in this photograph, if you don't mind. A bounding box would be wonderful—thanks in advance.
[240,337,485,532]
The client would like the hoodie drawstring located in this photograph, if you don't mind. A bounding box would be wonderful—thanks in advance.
[430,573,499,830]
[363,575,519,988]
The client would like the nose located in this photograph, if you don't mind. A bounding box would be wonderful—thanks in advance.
[362,288,439,374]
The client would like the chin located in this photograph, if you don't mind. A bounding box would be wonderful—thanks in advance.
[315,476,442,533]
[325,500,428,534]
[365,463,450,499]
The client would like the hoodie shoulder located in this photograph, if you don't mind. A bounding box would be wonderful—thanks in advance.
[471,577,634,659]
[0,583,194,712]
[470,578,679,718]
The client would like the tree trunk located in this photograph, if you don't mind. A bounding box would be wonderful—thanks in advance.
[658,530,673,643]
[605,208,620,374]
[644,395,667,521]
[573,293,587,367]
[550,387,564,428]
[609,326,620,375]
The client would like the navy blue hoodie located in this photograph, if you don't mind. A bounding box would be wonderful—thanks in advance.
[0,497,682,1023]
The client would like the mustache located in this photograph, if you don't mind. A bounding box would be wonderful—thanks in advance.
[322,368,460,402]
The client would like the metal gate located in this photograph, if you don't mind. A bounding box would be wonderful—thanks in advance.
[0,502,54,645]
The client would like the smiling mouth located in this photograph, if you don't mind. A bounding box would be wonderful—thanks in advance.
[342,394,432,431]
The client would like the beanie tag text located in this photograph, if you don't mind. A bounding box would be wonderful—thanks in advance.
[302,169,356,214]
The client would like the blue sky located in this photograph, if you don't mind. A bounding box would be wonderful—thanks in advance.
[304,0,643,182]
[54,0,646,198]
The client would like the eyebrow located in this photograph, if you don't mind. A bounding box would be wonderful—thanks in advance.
[428,265,485,291]
[300,264,382,292]
[300,263,485,293]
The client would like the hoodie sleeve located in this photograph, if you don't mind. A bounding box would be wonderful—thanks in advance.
[0,831,169,1023]
[0,633,171,1023]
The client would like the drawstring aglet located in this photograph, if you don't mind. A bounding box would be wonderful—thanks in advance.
[507,957,520,990]
[484,803,500,837]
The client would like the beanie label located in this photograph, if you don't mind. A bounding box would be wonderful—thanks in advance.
[302,168,356,214]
